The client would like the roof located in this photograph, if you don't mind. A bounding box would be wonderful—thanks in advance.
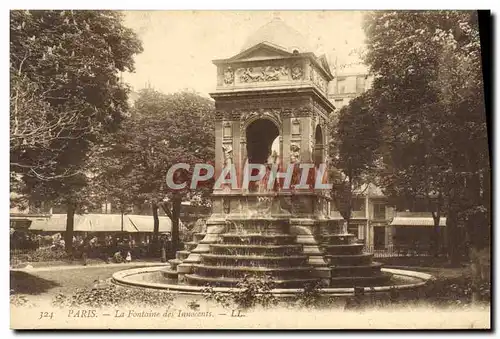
[241,18,312,54]
[390,217,447,227]
[28,214,176,233]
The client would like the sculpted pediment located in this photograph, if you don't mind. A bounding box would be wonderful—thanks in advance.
[228,42,293,62]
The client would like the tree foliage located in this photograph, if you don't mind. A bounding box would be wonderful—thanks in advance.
[10,10,143,251]
[357,11,489,257]
[10,10,142,181]
[329,92,382,224]
[94,88,215,252]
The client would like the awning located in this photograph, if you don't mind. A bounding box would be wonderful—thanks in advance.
[28,214,175,233]
[127,215,174,233]
[77,214,137,233]
[28,214,82,232]
[390,217,446,227]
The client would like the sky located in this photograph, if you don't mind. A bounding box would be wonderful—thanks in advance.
[122,10,368,97]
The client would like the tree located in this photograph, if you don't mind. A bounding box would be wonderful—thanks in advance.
[329,92,382,231]
[10,10,143,252]
[361,11,489,271]
[97,88,215,255]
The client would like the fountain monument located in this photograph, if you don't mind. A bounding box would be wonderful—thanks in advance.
[161,18,392,289]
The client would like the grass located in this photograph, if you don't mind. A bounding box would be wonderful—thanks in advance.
[10,264,151,296]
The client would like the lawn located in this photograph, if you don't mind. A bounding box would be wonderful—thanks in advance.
[10,264,151,296]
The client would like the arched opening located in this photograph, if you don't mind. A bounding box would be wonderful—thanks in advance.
[313,124,324,167]
[246,119,280,165]
[245,119,280,192]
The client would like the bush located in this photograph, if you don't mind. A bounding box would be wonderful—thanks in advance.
[423,275,491,306]
[10,294,31,307]
[10,248,71,265]
[293,280,326,309]
[233,275,278,309]
[202,275,278,310]
[201,286,233,309]
[51,285,174,308]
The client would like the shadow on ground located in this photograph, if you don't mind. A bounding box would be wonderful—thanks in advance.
[10,271,61,295]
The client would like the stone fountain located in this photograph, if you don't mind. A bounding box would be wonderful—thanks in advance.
[112,19,431,295]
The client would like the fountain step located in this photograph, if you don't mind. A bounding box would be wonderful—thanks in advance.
[202,254,307,260]
[226,220,290,234]
[161,267,179,279]
[320,243,364,255]
[193,233,206,242]
[325,253,374,266]
[220,234,296,245]
[185,274,318,288]
[192,264,312,273]
[330,263,383,277]
[192,264,312,280]
[201,254,308,268]
[176,250,191,261]
[184,242,198,251]
[330,272,393,288]
[168,259,182,270]
[209,244,303,256]
[320,234,358,245]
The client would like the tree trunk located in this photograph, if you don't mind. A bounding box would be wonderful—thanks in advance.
[446,207,461,267]
[151,202,160,252]
[171,195,182,257]
[432,216,440,257]
[469,246,490,304]
[466,208,490,303]
[64,203,75,254]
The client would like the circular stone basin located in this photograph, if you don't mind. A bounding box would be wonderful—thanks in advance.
[112,266,434,297]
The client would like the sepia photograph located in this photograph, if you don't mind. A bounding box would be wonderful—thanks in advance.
[9,9,491,330]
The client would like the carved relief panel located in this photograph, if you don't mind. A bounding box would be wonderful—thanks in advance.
[222,121,232,138]
[237,65,289,83]
[219,61,308,87]
[239,109,282,135]
[291,118,301,136]
[224,67,235,85]
[291,63,303,80]
[309,63,328,94]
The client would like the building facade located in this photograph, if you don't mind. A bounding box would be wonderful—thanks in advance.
[325,62,446,251]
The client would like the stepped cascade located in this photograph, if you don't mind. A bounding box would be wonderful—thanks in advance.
[162,18,392,289]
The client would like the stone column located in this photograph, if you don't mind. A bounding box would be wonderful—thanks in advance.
[214,120,223,179]
[282,117,291,167]
[232,120,241,187]
[300,117,312,162]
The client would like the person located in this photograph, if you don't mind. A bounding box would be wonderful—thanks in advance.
[113,251,123,263]
[160,234,167,263]
[125,251,132,263]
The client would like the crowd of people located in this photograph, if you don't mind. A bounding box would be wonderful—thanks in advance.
[10,229,175,264]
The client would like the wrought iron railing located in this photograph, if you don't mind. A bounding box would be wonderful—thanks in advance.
[363,244,434,258]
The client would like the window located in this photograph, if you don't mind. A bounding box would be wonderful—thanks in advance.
[356,76,366,93]
[348,225,359,239]
[373,203,386,220]
[336,78,346,94]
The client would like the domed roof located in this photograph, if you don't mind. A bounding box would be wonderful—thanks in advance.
[241,18,312,54]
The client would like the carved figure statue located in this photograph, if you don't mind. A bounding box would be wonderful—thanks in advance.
[224,67,234,85]
[222,144,233,167]
[239,65,288,83]
[240,68,263,82]
[290,143,301,163]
